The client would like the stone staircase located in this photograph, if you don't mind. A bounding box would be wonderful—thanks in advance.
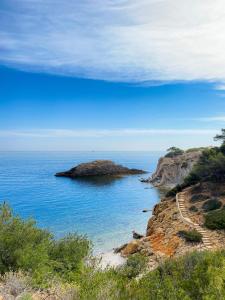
[176,192,213,249]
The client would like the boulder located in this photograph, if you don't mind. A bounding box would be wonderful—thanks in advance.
[132,231,144,239]
[121,241,140,256]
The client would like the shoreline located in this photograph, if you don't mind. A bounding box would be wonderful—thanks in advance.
[97,250,126,269]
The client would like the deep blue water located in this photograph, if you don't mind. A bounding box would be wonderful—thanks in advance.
[0,151,162,253]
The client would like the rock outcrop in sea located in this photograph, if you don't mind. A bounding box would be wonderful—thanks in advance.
[148,150,202,188]
[55,160,146,178]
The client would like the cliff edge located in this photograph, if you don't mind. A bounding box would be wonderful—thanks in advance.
[149,150,202,188]
[119,146,225,270]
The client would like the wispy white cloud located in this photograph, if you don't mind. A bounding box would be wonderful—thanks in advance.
[1,1,225,83]
[195,116,225,122]
[0,128,218,138]
[214,84,225,91]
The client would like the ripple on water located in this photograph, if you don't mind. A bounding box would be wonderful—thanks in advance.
[0,151,162,252]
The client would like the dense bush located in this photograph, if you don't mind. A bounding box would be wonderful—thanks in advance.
[121,253,147,279]
[165,147,184,158]
[0,203,91,285]
[0,203,225,299]
[166,130,225,197]
[190,194,208,203]
[185,147,206,153]
[178,230,202,243]
[185,148,225,185]
[165,184,183,197]
[204,209,225,230]
[127,250,225,300]
[202,198,222,212]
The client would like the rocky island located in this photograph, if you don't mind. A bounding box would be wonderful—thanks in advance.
[55,159,146,178]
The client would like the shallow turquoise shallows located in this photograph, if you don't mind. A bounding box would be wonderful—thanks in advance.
[0,151,163,253]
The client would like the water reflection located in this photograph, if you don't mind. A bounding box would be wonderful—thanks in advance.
[72,175,126,186]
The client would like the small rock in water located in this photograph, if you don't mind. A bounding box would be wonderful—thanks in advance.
[132,230,144,239]
[140,178,149,182]
[113,243,128,254]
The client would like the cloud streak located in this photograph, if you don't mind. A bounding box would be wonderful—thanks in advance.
[195,116,225,122]
[1,1,225,83]
[0,128,218,138]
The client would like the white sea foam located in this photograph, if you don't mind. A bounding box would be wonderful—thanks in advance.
[98,251,126,269]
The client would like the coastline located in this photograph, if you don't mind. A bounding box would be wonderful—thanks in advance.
[115,148,225,266]
[98,251,126,269]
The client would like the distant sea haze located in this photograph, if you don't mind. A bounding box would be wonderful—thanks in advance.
[0,151,162,253]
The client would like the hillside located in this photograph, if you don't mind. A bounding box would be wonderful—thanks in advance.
[120,138,225,270]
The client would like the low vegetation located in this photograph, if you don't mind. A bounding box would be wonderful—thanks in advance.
[0,203,225,299]
[0,202,91,286]
[165,147,184,158]
[204,208,225,230]
[190,194,208,203]
[202,198,222,212]
[166,129,225,196]
[178,230,202,243]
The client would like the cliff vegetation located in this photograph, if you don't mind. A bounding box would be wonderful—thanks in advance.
[0,203,225,299]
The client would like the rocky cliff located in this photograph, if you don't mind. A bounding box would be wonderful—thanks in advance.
[149,150,202,188]
[118,149,225,270]
[120,182,225,270]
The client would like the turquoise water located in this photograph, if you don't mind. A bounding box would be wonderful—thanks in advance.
[0,151,162,253]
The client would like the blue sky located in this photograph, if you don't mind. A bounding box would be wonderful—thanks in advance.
[1,1,225,150]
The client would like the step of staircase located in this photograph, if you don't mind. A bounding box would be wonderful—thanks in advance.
[177,192,213,251]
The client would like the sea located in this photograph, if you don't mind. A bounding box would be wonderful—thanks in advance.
[0,151,163,254]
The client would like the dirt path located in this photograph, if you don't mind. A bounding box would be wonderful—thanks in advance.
[176,192,213,249]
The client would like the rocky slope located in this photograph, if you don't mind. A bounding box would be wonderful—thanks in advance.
[118,150,225,270]
[120,182,225,270]
[148,150,202,188]
[55,160,146,178]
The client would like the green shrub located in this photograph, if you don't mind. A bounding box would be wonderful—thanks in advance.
[20,294,33,300]
[166,184,183,197]
[185,148,225,185]
[185,147,206,153]
[189,205,198,212]
[128,250,225,300]
[183,172,201,186]
[165,147,184,158]
[204,209,225,230]
[202,198,222,212]
[190,194,208,203]
[121,253,147,279]
[178,230,202,243]
[1,203,225,299]
[0,203,91,285]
